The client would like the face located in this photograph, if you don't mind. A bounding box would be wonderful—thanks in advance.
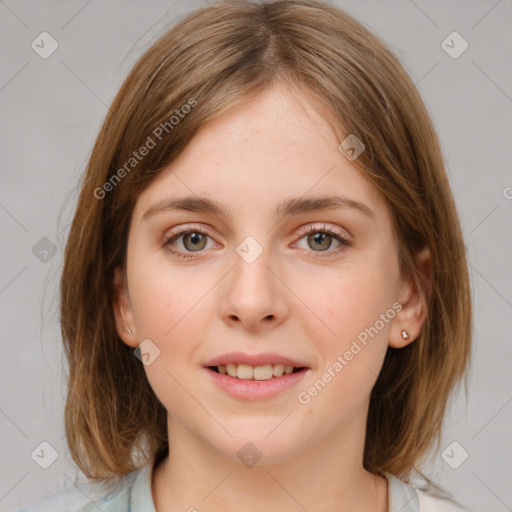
[113,82,427,466]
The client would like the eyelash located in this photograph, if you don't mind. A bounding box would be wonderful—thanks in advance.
[163,224,352,260]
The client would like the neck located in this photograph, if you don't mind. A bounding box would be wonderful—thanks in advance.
[151,416,388,512]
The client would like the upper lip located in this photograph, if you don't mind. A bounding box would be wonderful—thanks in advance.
[204,351,309,368]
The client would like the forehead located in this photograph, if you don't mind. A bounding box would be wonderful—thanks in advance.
[132,84,389,223]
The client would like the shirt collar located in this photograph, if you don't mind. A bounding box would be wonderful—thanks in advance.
[131,456,420,512]
[131,453,157,512]
[384,471,421,512]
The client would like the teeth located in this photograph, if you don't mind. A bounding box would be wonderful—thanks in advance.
[226,363,237,377]
[237,364,254,380]
[216,363,298,380]
[253,364,273,380]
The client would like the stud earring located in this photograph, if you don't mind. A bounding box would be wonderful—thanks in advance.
[401,329,410,340]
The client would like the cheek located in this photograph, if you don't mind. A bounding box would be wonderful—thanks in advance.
[127,247,210,339]
[301,261,394,340]
[127,254,214,418]
[296,259,395,398]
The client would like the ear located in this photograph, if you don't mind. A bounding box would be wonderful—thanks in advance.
[389,245,432,348]
[112,266,138,348]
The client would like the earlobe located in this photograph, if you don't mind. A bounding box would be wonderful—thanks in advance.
[112,267,137,347]
[389,245,432,348]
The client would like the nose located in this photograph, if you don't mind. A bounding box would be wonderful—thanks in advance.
[219,244,289,332]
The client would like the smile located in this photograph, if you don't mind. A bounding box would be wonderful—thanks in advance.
[204,365,310,400]
[209,363,305,380]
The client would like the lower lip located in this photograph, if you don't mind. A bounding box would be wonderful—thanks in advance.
[204,367,310,400]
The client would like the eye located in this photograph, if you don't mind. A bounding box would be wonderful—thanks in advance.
[163,223,352,260]
[294,224,352,258]
[163,226,215,260]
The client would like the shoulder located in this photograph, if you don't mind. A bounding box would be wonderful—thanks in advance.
[384,472,476,512]
[417,490,475,512]
[13,480,129,512]
[13,462,149,512]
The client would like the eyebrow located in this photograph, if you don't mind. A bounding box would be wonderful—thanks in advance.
[142,194,375,221]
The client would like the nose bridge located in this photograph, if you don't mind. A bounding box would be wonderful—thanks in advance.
[219,230,288,328]
[231,233,276,301]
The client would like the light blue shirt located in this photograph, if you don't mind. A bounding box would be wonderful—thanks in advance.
[14,455,472,512]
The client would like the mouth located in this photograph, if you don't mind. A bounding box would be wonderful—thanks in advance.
[203,352,311,399]
[207,363,308,380]
[204,362,310,400]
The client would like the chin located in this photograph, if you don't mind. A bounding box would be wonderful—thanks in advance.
[208,424,307,467]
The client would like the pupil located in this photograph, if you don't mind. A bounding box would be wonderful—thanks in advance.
[310,232,330,251]
[185,232,206,251]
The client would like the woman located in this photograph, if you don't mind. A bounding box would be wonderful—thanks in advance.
[16,1,473,510]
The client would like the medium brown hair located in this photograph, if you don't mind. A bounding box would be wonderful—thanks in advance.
[60,0,472,496]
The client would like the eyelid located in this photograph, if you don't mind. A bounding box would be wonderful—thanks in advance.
[164,223,213,239]
[294,222,350,241]
[163,222,352,259]
[291,223,352,256]
[162,224,215,261]
[164,222,349,242]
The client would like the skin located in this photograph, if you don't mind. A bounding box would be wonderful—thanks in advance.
[113,81,431,512]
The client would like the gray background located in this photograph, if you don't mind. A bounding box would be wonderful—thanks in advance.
[1,1,511,511]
